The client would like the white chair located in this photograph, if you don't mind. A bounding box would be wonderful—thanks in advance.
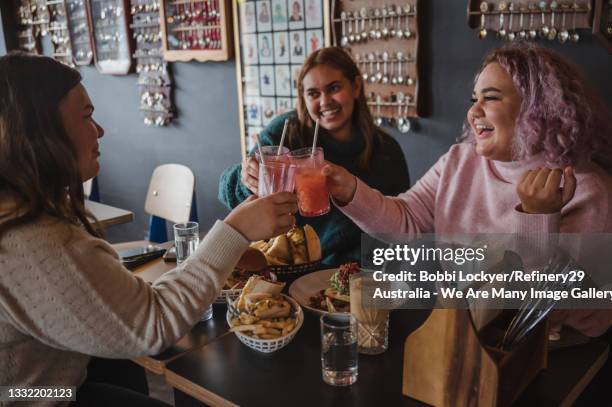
[113,164,196,251]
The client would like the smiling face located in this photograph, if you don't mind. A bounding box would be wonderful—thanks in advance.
[59,84,104,181]
[467,63,522,162]
[302,64,361,141]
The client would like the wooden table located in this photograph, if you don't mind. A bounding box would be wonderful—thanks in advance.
[164,309,609,407]
[86,199,134,228]
[133,304,232,375]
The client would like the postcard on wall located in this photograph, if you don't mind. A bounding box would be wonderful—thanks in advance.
[241,2,257,34]
[289,30,305,63]
[258,33,274,64]
[304,0,323,28]
[288,0,305,29]
[256,0,272,32]
[245,66,260,96]
[245,97,262,126]
[242,34,259,65]
[273,32,290,63]
[275,64,292,96]
[259,65,276,96]
[272,0,288,31]
[261,97,277,126]
[306,29,323,55]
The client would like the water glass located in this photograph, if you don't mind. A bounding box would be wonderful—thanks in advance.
[350,272,390,355]
[258,161,296,197]
[320,313,358,386]
[173,221,199,264]
[173,222,213,322]
[290,147,330,217]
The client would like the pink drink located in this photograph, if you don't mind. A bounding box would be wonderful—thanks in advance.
[255,145,294,197]
[290,147,330,217]
[258,160,296,197]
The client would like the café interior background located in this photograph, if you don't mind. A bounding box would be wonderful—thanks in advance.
[0,1,610,243]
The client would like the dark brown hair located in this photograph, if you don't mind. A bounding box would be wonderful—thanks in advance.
[0,52,99,240]
[294,47,383,170]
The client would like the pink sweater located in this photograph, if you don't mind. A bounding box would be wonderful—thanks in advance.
[340,143,612,235]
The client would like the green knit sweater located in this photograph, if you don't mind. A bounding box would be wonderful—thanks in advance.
[219,111,411,267]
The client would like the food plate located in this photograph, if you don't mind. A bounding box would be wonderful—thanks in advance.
[288,268,348,315]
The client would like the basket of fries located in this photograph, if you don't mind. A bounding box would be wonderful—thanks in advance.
[226,276,304,353]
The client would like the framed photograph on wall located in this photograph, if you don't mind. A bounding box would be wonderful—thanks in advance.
[234,0,331,159]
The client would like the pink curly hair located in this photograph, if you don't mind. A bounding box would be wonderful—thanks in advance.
[462,43,612,172]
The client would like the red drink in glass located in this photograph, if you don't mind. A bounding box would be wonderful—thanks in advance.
[290,147,330,217]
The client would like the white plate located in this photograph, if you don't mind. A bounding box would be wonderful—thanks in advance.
[289,268,349,315]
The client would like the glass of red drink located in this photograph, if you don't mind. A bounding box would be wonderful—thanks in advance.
[289,147,330,217]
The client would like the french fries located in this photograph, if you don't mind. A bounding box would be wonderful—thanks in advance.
[230,313,297,339]
[230,292,297,339]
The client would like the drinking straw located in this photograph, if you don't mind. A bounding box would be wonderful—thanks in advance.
[311,119,320,158]
[255,134,268,188]
[277,119,289,155]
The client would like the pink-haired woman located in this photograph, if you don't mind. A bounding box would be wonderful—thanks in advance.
[324,43,612,336]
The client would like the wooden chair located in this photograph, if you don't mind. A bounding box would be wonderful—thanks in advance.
[114,164,197,253]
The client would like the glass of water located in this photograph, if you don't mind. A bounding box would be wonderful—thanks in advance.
[320,313,358,386]
[173,222,213,322]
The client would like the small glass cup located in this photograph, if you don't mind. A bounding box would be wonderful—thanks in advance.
[173,221,213,322]
[173,221,199,264]
[258,161,296,197]
[290,147,330,217]
[320,313,358,386]
[350,272,390,355]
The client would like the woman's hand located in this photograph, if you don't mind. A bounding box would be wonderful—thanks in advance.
[550,309,612,338]
[322,162,357,205]
[240,156,260,194]
[224,193,298,241]
[517,167,576,214]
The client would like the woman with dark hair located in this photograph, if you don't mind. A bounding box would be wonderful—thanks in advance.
[324,43,612,332]
[0,52,297,405]
[219,46,410,266]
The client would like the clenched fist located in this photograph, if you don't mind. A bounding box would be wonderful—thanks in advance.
[322,162,357,205]
[517,167,576,214]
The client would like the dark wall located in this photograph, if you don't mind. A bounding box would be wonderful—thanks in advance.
[1,0,611,242]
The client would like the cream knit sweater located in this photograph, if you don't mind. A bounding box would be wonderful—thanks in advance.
[0,216,248,406]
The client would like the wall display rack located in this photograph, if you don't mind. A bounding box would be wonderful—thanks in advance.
[234,0,331,157]
[47,0,74,66]
[159,0,233,62]
[331,0,421,134]
[592,0,611,52]
[130,0,175,125]
[466,0,600,47]
[14,0,45,54]
[65,0,94,65]
[87,0,133,74]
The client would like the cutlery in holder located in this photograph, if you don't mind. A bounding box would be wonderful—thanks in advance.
[402,306,548,407]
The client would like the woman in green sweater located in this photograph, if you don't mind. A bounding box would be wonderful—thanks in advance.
[219,47,410,266]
